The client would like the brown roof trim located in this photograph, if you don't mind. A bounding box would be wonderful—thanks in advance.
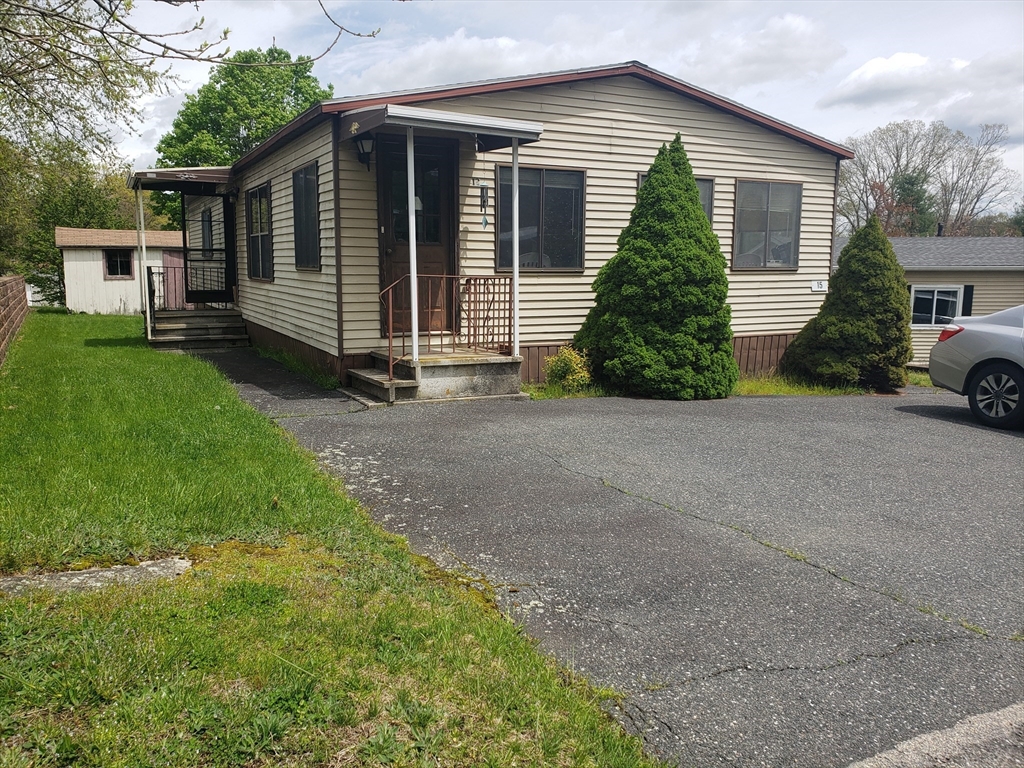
[234,104,326,174]
[232,61,853,174]
[320,62,854,160]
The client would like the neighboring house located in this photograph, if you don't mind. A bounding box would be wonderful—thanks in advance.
[833,236,1024,367]
[57,227,186,315]
[129,61,853,393]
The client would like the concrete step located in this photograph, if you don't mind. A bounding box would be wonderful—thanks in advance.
[348,368,419,404]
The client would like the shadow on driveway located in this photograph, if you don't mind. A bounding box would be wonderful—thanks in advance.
[895,403,1024,436]
[195,347,365,419]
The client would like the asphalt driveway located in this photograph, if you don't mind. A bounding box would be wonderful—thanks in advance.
[209,351,1024,767]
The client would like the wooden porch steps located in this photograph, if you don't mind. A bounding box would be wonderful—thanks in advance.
[150,309,250,350]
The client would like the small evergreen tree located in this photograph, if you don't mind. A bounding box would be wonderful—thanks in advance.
[778,216,912,391]
[574,135,738,399]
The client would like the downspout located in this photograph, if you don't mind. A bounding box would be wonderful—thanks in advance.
[332,115,345,374]
[406,127,419,362]
[135,189,151,340]
[830,155,841,276]
[511,138,520,357]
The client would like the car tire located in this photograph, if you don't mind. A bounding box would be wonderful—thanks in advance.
[967,362,1024,430]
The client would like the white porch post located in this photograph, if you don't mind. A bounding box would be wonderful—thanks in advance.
[511,138,520,357]
[135,189,151,340]
[406,127,419,362]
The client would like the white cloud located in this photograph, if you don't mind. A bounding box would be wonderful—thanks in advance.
[820,51,1024,143]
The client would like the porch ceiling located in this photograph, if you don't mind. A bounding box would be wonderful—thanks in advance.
[127,167,233,194]
[337,104,543,151]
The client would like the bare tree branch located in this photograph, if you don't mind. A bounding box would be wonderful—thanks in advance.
[0,0,377,149]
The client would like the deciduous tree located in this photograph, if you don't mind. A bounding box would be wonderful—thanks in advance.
[0,0,370,150]
[838,120,1019,236]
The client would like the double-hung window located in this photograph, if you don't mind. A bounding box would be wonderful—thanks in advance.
[292,162,320,270]
[497,166,584,270]
[247,182,273,280]
[911,286,962,326]
[638,173,714,221]
[733,181,801,269]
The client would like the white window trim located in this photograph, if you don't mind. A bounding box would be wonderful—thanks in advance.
[910,284,963,328]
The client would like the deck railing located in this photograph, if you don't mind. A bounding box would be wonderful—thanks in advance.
[379,274,513,380]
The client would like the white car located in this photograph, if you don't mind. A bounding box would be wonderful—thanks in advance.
[929,305,1024,429]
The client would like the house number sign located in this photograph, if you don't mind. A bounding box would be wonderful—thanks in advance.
[810,280,828,293]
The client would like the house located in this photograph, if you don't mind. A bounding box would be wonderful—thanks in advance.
[833,236,1024,367]
[57,227,185,315]
[128,61,853,399]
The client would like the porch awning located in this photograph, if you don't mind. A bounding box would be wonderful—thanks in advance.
[337,104,543,151]
[127,167,233,195]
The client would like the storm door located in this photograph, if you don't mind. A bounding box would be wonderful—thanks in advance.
[378,136,457,333]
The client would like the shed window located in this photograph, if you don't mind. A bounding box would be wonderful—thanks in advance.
[638,173,714,221]
[733,181,801,269]
[292,162,320,269]
[911,286,962,326]
[247,182,273,280]
[103,249,133,279]
[497,167,584,270]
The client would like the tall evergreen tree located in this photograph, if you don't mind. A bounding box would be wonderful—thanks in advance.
[575,135,738,399]
[778,216,912,391]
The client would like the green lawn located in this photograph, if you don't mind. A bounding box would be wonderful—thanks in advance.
[0,312,659,767]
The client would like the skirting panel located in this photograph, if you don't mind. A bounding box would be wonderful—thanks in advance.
[520,333,797,383]
[732,333,796,376]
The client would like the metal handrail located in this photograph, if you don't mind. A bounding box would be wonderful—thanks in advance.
[378,274,513,381]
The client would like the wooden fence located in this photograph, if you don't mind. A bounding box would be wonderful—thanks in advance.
[0,276,29,367]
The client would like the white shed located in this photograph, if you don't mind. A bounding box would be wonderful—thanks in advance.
[56,227,185,314]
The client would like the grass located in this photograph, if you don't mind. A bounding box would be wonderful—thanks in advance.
[0,311,660,767]
[522,381,608,400]
[906,369,934,388]
[255,344,340,390]
[731,373,866,396]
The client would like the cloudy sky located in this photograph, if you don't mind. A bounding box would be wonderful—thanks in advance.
[120,0,1024,198]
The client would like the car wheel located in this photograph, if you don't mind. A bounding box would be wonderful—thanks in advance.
[967,362,1024,429]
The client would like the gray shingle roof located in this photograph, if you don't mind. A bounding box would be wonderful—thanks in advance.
[832,236,1024,271]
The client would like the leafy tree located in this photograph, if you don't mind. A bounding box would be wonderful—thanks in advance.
[0,138,32,274]
[779,216,911,392]
[1010,201,1024,236]
[19,141,165,305]
[153,46,333,226]
[575,135,738,400]
[0,0,367,151]
[838,120,1019,236]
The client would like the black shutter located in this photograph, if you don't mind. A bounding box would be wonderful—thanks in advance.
[961,285,973,316]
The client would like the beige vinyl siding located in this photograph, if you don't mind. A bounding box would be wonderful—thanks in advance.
[235,121,338,356]
[420,75,837,345]
[337,141,382,354]
[63,246,168,314]
[907,269,1024,365]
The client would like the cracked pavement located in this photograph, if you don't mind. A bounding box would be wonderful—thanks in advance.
[212,352,1023,768]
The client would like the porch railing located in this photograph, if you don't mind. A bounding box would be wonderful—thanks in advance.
[379,274,513,380]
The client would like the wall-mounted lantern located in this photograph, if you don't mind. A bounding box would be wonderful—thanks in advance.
[353,134,375,171]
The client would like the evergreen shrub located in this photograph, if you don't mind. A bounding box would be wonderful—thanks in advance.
[778,216,912,391]
[574,135,738,399]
